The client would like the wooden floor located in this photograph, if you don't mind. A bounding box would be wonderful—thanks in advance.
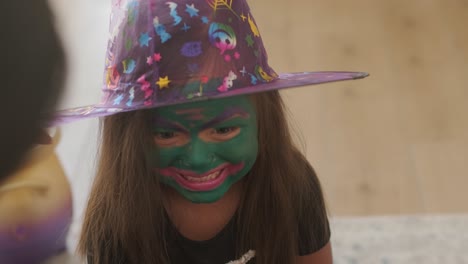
[249,0,468,216]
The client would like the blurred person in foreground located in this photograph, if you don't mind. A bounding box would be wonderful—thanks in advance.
[0,3,72,263]
[0,0,66,180]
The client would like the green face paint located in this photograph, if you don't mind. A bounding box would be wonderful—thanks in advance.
[149,95,258,203]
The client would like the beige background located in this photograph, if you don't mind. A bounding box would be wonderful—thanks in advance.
[249,0,468,216]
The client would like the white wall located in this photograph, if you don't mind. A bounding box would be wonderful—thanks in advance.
[47,0,111,247]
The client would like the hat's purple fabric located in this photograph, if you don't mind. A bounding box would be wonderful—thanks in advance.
[52,0,368,126]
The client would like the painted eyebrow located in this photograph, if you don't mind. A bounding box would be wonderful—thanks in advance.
[153,117,187,132]
[200,107,250,130]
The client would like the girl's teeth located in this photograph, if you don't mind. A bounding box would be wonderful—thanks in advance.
[184,171,221,182]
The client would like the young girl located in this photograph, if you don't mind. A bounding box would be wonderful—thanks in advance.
[53,0,367,263]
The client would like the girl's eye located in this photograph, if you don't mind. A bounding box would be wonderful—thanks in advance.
[215,127,236,134]
[198,127,241,142]
[154,131,189,147]
[155,131,175,139]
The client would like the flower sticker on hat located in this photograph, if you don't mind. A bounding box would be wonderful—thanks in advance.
[137,74,154,106]
[106,66,121,89]
[218,71,237,92]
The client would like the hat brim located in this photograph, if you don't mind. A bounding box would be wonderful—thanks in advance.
[50,71,368,126]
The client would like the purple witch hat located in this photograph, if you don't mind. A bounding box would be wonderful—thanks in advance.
[52,0,368,125]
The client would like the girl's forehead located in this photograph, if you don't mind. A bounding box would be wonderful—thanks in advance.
[156,95,254,117]
[152,96,256,128]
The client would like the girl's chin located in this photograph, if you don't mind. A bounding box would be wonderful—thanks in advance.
[166,181,232,204]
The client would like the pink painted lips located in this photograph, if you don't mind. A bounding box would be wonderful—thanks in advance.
[157,163,244,191]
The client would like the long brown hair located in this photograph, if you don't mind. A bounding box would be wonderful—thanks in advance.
[78,91,328,264]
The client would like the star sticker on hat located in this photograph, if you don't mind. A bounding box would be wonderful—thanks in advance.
[139,32,152,47]
[185,4,199,17]
[153,53,162,62]
[245,34,254,47]
[157,76,171,89]
[146,56,154,65]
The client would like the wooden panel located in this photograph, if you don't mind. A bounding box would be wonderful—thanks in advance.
[411,140,468,213]
[249,0,468,216]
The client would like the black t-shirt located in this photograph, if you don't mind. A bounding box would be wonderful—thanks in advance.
[165,214,237,264]
[165,212,330,264]
[88,212,330,264]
